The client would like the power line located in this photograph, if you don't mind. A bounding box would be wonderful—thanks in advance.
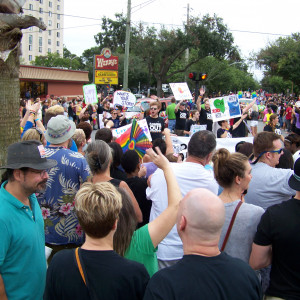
[131,0,156,14]
[22,8,292,38]
[22,23,101,35]
[132,0,156,9]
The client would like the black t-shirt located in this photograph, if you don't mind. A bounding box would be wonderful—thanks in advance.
[126,176,151,228]
[232,117,246,137]
[97,106,110,115]
[110,168,127,181]
[68,104,74,117]
[264,124,281,135]
[199,109,213,131]
[254,198,300,299]
[250,111,259,121]
[184,119,196,132]
[175,109,188,130]
[107,117,120,128]
[146,116,165,141]
[217,127,233,138]
[44,249,149,300]
[144,253,262,300]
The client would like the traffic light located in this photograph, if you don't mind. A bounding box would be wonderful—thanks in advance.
[189,72,207,81]
[189,72,197,81]
[200,73,207,80]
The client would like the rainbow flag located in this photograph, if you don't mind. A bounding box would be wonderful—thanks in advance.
[115,119,152,158]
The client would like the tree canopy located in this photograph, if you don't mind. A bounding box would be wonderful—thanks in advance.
[31,47,83,70]
[256,33,300,88]
[93,13,245,96]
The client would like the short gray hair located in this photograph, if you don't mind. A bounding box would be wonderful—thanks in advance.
[188,130,216,159]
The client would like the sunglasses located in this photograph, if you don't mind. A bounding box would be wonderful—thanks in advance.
[252,148,283,164]
[150,107,158,110]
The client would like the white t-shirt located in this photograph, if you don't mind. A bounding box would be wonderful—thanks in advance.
[293,150,300,162]
[146,162,219,261]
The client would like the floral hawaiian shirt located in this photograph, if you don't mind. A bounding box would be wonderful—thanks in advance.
[37,147,90,245]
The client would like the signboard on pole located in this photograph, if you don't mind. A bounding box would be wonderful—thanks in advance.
[94,48,119,85]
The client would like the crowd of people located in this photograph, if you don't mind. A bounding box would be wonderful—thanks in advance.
[0,91,300,299]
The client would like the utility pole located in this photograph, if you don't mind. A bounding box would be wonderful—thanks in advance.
[184,3,190,82]
[123,0,131,91]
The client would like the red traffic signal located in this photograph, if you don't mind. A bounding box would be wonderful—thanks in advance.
[189,72,197,81]
[189,72,207,81]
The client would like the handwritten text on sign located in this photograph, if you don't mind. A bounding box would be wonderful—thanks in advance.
[83,84,97,104]
[113,91,136,108]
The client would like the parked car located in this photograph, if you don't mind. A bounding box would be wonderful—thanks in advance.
[125,106,143,120]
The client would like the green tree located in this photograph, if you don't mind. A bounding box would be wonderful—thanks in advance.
[31,47,82,70]
[256,33,300,89]
[93,13,240,96]
[261,75,295,95]
[168,55,259,95]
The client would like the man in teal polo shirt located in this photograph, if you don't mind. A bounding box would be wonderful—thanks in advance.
[0,140,57,300]
[166,97,176,132]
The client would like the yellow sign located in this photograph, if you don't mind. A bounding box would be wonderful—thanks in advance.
[94,70,118,85]
[95,70,118,77]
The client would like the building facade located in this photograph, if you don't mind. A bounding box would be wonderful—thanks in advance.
[19,65,89,100]
[21,0,64,64]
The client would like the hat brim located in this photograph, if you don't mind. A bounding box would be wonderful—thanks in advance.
[45,121,76,144]
[288,174,300,191]
[0,159,57,170]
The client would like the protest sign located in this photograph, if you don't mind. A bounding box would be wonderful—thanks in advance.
[83,84,98,104]
[190,124,207,136]
[171,136,253,156]
[112,119,152,141]
[113,90,136,108]
[209,94,241,122]
[169,82,193,100]
[115,119,152,158]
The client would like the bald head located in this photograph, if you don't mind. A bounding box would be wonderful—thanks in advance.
[177,188,225,245]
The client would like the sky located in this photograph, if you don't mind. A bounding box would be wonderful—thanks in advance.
[63,0,300,81]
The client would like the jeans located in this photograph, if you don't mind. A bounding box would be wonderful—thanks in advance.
[168,119,176,132]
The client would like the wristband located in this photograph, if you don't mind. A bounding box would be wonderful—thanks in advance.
[35,118,40,122]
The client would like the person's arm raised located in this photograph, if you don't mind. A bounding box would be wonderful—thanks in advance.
[147,147,182,248]
[232,113,247,131]
[163,128,174,155]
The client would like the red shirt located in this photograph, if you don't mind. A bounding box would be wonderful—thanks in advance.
[286,107,292,120]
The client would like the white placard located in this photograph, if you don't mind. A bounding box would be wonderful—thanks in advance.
[112,119,152,141]
[190,124,207,136]
[209,95,241,122]
[169,82,193,100]
[83,84,98,104]
[171,136,253,154]
[113,90,136,108]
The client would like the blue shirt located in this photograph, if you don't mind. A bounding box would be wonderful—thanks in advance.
[0,181,46,300]
[37,147,90,245]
